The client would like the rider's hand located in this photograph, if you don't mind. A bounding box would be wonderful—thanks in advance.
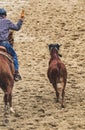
[20,10,24,20]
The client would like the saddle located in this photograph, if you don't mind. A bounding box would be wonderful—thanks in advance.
[0,46,13,62]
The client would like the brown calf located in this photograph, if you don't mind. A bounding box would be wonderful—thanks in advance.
[47,44,67,108]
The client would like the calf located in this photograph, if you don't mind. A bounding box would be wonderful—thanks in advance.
[47,44,67,108]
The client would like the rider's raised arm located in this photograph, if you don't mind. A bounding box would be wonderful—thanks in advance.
[7,10,24,31]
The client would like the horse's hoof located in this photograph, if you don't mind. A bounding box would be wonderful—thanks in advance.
[10,107,15,113]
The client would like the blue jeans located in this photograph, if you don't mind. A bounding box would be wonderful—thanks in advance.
[0,41,19,71]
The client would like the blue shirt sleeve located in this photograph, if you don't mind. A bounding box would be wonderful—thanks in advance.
[7,19,23,31]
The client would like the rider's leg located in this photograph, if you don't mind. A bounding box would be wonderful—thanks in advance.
[11,52,22,81]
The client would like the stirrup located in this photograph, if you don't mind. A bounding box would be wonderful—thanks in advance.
[14,73,22,81]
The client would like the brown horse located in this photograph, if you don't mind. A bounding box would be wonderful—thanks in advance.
[0,32,15,113]
[47,44,67,108]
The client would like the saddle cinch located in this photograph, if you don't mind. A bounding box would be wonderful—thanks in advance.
[0,46,13,62]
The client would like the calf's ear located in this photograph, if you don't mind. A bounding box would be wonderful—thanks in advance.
[48,44,53,50]
[58,44,62,50]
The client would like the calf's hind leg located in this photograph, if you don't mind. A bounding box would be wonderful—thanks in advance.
[61,82,66,108]
[53,83,59,102]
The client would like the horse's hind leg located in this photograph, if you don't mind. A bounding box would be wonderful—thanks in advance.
[6,86,15,113]
[3,93,10,124]
[9,93,12,108]
[3,93,10,125]
[4,89,15,113]
[9,93,15,113]
[4,93,9,112]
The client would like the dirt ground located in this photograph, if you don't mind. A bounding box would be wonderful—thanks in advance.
[0,0,85,130]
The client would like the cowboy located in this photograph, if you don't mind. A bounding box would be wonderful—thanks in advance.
[0,8,24,81]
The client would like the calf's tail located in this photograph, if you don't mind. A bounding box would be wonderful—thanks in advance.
[51,68,59,83]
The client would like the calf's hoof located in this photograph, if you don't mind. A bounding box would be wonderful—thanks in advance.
[61,104,65,108]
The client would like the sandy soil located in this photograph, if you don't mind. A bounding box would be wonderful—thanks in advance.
[0,0,85,130]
